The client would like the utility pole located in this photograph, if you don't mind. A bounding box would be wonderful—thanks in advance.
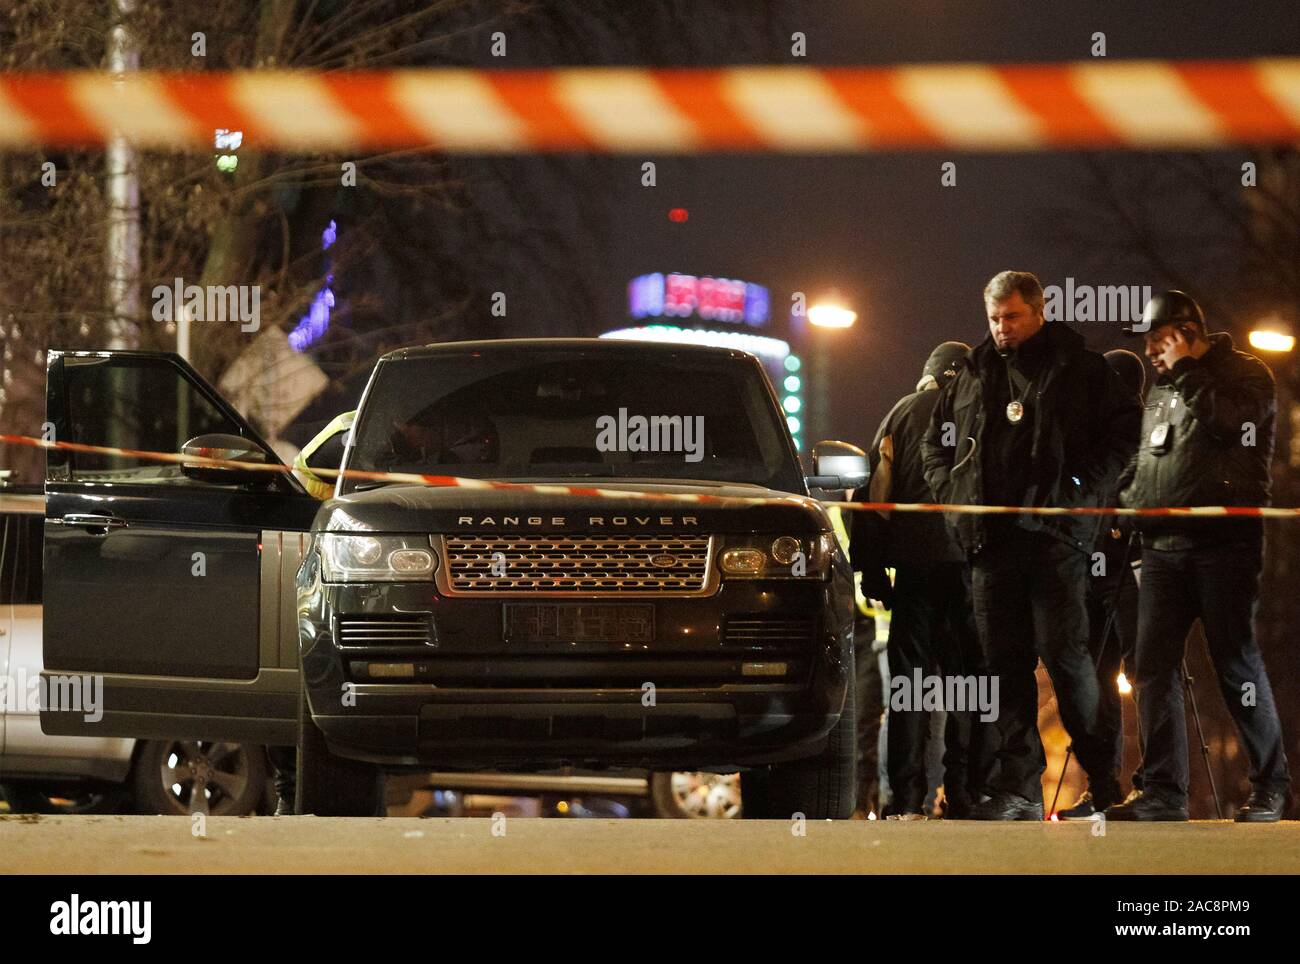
[106,0,140,350]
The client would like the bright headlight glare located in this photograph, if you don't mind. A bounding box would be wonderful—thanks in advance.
[320,534,437,582]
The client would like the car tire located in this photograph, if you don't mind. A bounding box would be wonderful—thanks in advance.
[650,771,743,819]
[755,664,858,820]
[130,740,269,816]
[295,684,384,816]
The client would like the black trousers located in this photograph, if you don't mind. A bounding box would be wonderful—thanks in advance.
[971,527,1115,802]
[853,614,884,814]
[1084,542,1141,790]
[885,562,994,811]
[1134,538,1290,806]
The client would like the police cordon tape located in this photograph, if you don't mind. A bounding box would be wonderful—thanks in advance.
[4,431,1300,518]
[2,61,1300,152]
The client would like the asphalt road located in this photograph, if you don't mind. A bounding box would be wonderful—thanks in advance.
[2,815,1297,873]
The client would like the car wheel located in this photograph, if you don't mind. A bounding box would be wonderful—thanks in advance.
[758,660,858,820]
[651,771,743,819]
[295,684,384,816]
[131,740,269,816]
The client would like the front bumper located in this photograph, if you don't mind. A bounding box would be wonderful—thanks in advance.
[297,552,854,771]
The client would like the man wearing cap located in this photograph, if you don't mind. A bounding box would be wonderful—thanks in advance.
[1108,291,1291,822]
[921,271,1141,820]
[852,341,993,819]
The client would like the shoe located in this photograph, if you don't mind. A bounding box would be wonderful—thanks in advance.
[971,792,1044,821]
[1058,782,1123,820]
[1234,790,1288,823]
[274,796,295,817]
[885,811,926,821]
[1056,791,1102,821]
[1104,789,1188,821]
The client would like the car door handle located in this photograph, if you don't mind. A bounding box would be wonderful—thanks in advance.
[55,513,129,533]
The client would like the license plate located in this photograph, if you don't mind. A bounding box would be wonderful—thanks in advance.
[504,603,654,644]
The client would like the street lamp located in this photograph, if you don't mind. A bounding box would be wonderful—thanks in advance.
[808,303,858,329]
[1249,326,1296,353]
[805,298,858,443]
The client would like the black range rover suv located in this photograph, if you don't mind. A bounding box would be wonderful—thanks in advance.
[40,340,867,818]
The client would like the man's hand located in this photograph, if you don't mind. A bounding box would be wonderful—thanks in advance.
[1156,326,1194,370]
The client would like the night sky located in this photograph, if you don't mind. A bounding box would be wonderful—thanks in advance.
[457,0,1300,446]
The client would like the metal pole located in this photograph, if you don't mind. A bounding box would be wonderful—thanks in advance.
[106,0,140,350]
[812,338,830,442]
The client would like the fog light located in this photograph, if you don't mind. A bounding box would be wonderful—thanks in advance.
[721,549,765,574]
[388,549,434,574]
[742,662,788,677]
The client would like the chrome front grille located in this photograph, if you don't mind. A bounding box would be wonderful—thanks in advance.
[440,534,714,595]
[336,614,433,650]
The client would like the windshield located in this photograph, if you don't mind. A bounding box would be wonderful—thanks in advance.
[342,350,803,493]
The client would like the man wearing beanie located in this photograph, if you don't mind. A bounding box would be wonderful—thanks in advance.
[851,340,993,819]
[921,271,1141,820]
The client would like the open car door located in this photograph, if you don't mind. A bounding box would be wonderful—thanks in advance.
[41,350,320,744]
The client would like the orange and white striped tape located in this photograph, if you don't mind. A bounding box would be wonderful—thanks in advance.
[4,432,1299,517]
[3,61,1299,152]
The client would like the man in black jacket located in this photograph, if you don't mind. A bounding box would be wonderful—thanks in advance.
[851,341,993,819]
[921,271,1141,820]
[1107,291,1291,822]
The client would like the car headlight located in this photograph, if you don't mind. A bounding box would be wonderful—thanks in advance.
[319,534,436,582]
[719,533,835,579]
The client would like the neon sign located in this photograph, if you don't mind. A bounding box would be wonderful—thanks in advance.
[628,273,769,327]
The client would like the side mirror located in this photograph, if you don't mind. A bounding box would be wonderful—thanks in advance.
[181,434,271,486]
[806,440,868,491]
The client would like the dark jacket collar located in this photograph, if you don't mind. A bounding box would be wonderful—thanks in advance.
[1155,331,1234,385]
[1205,330,1234,359]
[969,320,1085,374]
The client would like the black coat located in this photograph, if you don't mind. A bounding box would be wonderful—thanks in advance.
[1118,332,1274,549]
[920,321,1141,555]
[850,386,964,599]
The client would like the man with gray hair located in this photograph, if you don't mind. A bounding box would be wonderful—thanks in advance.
[921,270,1141,820]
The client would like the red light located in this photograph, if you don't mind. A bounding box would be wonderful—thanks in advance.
[668,207,688,223]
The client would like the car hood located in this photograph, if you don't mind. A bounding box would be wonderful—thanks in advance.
[316,480,830,534]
